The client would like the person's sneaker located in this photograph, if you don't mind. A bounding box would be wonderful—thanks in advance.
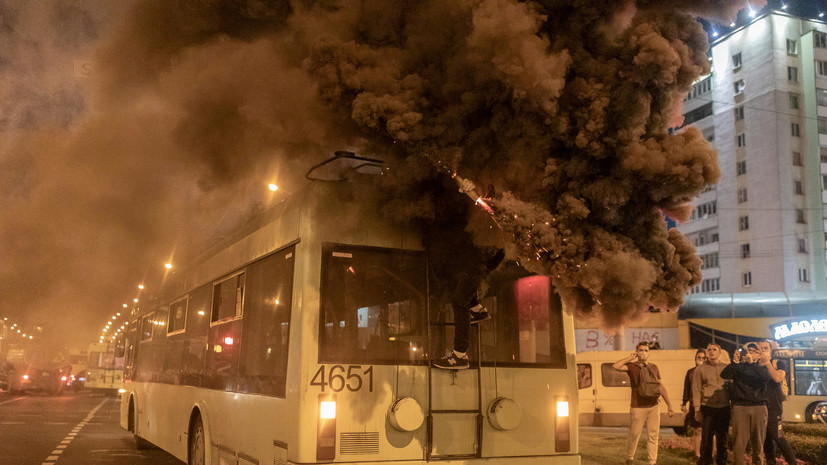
[469,304,491,324]
[433,352,470,370]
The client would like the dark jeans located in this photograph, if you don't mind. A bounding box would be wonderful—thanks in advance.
[698,405,731,465]
[764,409,796,465]
[451,269,482,353]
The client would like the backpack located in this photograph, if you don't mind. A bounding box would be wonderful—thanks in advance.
[637,363,661,399]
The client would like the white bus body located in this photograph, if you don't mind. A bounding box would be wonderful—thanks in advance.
[120,181,580,465]
[772,349,827,423]
[86,342,124,392]
[576,349,695,431]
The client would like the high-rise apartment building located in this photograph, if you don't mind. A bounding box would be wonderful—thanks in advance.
[679,11,827,294]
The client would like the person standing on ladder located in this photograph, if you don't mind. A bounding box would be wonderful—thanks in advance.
[429,176,504,370]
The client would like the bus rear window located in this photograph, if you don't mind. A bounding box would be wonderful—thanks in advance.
[319,244,427,364]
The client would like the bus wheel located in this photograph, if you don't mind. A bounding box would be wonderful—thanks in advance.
[189,414,205,465]
[129,399,150,450]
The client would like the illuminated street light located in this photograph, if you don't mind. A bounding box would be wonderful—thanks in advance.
[134,298,139,303]
[165,263,173,269]
[123,303,128,308]
[138,284,145,290]
[268,183,278,192]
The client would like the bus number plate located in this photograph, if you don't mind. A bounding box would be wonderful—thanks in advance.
[311,365,374,392]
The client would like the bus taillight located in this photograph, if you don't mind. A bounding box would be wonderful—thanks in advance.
[555,396,570,452]
[317,393,336,461]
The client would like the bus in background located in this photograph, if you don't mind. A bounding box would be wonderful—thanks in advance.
[67,347,89,390]
[120,175,580,465]
[577,349,695,433]
[772,348,827,423]
[86,341,123,393]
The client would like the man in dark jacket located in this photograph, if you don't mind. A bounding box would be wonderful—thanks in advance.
[758,340,797,465]
[722,342,773,465]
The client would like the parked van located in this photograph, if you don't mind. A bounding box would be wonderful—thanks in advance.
[577,349,696,433]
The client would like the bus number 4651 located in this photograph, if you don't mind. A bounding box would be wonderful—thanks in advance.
[311,365,374,392]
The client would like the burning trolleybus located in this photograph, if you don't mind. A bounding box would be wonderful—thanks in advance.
[120,176,580,465]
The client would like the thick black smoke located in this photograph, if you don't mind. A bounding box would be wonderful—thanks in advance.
[0,0,745,344]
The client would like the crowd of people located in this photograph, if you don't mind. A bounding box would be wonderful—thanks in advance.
[616,340,798,465]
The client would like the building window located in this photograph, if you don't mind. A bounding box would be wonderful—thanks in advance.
[741,243,751,258]
[739,216,749,231]
[737,188,748,203]
[793,151,802,166]
[816,32,827,49]
[818,88,827,106]
[700,252,719,269]
[795,180,804,195]
[736,160,747,175]
[819,117,827,135]
[796,209,806,224]
[822,147,827,163]
[737,133,746,147]
[701,278,720,293]
[787,39,798,55]
[798,238,808,253]
[734,106,745,120]
[823,174,827,189]
[818,61,827,77]
[734,79,746,95]
[791,123,800,137]
[683,102,713,126]
[732,52,742,69]
[788,66,798,82]
[743,272,752,287]
[790,93,800,109]
[799,268,810,283]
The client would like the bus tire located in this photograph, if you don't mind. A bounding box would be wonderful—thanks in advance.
[189,413,205,465]
[805,403,819,423]
[128,397,151,449]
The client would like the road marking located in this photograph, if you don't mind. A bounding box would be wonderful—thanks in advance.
[40,397,108,464]
[0,397,23,406]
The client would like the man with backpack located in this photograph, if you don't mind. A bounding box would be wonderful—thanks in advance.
[758,340,797,465]
[613,341,675,465]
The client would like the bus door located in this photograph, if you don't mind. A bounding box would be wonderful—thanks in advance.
[427,320,484,459]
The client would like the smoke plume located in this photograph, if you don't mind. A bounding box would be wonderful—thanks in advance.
[0,0,734,345]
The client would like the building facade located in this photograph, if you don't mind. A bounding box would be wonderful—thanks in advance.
[679,11,827,294]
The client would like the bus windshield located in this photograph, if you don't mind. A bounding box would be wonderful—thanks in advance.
[319,244,428,364]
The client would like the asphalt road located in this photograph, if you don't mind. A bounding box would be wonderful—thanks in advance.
[0,390,182,465]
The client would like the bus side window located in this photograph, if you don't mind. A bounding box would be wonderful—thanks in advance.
[578,363,592,389]
[237,247,295,397]
[181,284,210,387]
